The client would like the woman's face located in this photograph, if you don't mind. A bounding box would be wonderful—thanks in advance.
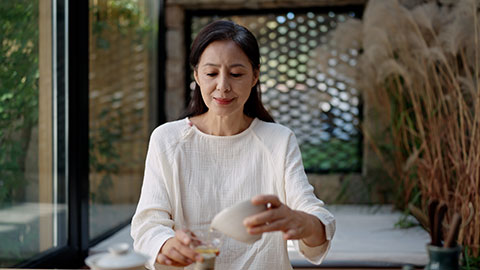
[194,40,259,118]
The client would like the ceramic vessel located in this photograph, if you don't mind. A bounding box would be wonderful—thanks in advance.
[210,200,267,244]
[85,243,149,270]
[423,244,461,270]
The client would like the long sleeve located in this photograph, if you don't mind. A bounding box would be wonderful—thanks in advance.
[283,132,336,264]
[130,129,177,270]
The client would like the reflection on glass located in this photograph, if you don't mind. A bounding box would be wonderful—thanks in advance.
[88,0,158,239]
[0,0,67,266]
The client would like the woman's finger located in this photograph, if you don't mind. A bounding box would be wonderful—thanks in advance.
[156,254,173,265]
[247,219,288,234]
[247,210,274,225]
[165,247,193,266]
[251,194,282,207]
[176,229,193,245]
[244,204,292,227]
[176,242,203,262]
[158,251,191,267]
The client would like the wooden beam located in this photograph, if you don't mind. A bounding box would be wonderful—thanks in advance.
[38,0,53,252]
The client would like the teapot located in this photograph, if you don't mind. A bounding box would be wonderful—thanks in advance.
[85,243,149,270]
[210,199,267,244]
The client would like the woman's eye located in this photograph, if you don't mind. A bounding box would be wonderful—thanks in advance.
[206,73,217,77]
[231,73,243,77]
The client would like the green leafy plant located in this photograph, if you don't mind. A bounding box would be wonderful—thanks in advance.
[89,107,124,205]
[91,0,152,49]
[463,247,480,270]
[0,0,39,208]
[88,0,151,206]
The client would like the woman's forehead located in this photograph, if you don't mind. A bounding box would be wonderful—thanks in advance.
[199,40,250,66]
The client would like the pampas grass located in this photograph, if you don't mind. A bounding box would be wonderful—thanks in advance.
[330,0,480,258]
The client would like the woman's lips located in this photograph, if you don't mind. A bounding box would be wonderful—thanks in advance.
[214,97,234,105]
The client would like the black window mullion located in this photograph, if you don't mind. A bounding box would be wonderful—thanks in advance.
[67,0,90,264]
[158,0,167,125]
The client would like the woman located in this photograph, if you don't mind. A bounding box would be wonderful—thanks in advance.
[131,20,335,270]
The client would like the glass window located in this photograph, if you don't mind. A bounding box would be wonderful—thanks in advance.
[88,0,159,240]
[0,0,68,266]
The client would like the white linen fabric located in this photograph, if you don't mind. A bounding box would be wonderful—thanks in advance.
[131,118,336,270]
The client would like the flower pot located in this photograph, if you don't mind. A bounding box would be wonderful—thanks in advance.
[424,244,461,270]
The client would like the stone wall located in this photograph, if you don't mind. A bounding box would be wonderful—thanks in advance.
[165,5,186,121]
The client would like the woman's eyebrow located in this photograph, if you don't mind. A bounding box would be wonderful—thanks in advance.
[202,63,247,68]
[230,63,247,68]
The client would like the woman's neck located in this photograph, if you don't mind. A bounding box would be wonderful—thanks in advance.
[191,112,253,136]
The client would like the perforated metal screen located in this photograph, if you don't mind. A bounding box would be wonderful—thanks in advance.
[189,10,362,173]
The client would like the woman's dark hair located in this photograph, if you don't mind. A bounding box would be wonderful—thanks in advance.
[183,20,274,123]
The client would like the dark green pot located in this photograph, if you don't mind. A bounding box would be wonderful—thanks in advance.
[424,245,461,270]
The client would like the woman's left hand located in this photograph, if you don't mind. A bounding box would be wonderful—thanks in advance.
[243,194,326,246]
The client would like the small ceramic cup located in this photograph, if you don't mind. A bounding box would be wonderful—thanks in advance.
[210,200,267,244]
[424,244,461,270]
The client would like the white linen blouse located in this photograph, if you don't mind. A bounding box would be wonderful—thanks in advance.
[131,118,335,270]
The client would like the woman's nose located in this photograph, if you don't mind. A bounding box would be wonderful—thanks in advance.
[216,74,231,92]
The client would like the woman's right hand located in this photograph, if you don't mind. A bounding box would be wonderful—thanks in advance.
[156,229,203,267]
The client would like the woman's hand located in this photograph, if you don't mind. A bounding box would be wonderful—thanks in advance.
[156,229,203,267]
[243,194,327,247]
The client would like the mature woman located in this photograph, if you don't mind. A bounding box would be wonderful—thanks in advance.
[131,20,335,270]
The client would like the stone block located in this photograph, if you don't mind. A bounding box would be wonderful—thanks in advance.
[166,30,184,60]
[308,173,374,204]
[165,5,184,28]
[308,173,342,204]
[166,62,185,89]
[166,0,190,4]
[165,88,186,121]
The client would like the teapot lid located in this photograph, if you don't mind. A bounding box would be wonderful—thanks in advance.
[86,243,149,270]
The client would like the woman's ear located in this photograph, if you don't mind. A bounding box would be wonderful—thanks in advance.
[194,68,199,85]
[252,68,260,87]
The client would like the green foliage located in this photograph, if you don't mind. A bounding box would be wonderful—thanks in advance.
[89,107,124,205]
[88,0,152,205]
[462,247,480,270]
[394,191,422,229]
[0,0,39,208]
[301,138,361,172]
[91,0,152,49]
